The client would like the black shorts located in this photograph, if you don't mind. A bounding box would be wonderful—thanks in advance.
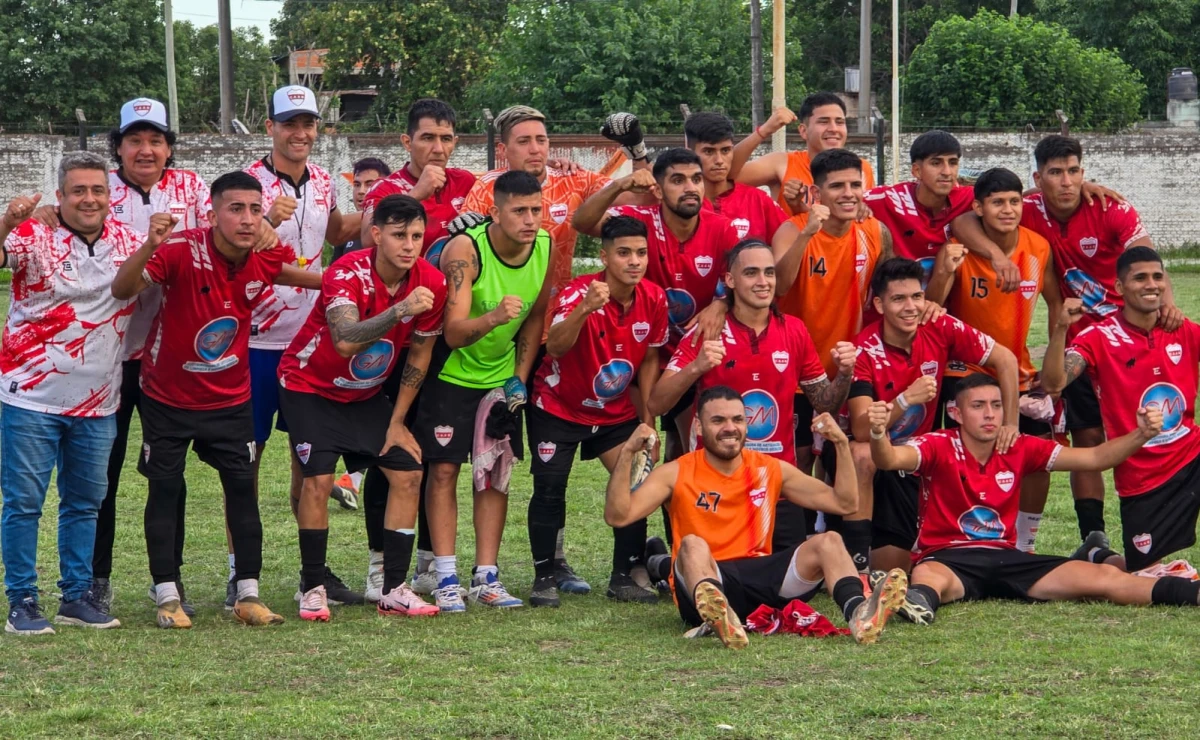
[526,405,637,477]
[673,544,808,627]
[794,394,815,449]
[917,547,1071,602]
[1119,454,1200,572]
[661,385,696,432]
[412,374,493,464]
[138,395,256,480]
[872,469,919,551]
[939,377,1052,436]
[279,386,420,477]
[1062,373,1102,431]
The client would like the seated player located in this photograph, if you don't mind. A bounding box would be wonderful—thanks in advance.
[111,170,321,629]
[526,215,669,606]
[867,373,1200,621]
[605,386,908,649]
[278,195,447,621]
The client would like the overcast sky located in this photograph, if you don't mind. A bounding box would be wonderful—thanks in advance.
[172,0,281,40]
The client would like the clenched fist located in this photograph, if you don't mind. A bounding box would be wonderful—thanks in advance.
[692,339,726,373]
[1057,297,1085,329]
[782,179,811,214]
[489,295,524,324]
[267,195,298,226]
[811,412,847,445]
[867,401,892,436]
[583,280,610,312]
[939,243,966,273]
[831,341,857,377]
[411,165,447,201]
[802,203,830,236]
[398,286,436,317]
[3,193,41,230]
[903,375,938,407]
[145,213,180,249]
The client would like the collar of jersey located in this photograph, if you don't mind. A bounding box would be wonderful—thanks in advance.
[114,167,168,198]
[60,219,108,249]
[261,155,311,190]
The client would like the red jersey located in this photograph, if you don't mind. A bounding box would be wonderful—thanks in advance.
[141,228,295,411]
[1021,193,1149,336]
[851,315,996,441]
[278,251,446,403]
[703,183,787,243]
[607,204,739,353]
[864,181,975,277]
[532,272,669,426]
[1067,314,1200,496]
[668,312,827,465]
[360,164,477,254]
[907,430,1062,559]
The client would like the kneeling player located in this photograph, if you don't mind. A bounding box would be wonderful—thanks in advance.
[278,195,446,620]
[605,386,908,649]
[868,373,1200,621]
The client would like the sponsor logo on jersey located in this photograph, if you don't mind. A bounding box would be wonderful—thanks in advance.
[743,389,783,453]
[295,442,312,464]
[184,316,240,372]
[245,280,264,301]
[434,425,453,446]
[665,288,697,326]
[694,255,713,277]
[1079,236,1099,258]
[771,350,789,372]
[1064,268,1118,316]
[1140,382,1190,447]
[425,236,449,269]
[550,203,568,224]
[920,361,939,377]
[335,339,394,390]
[632,321,651,343]
[537,441,557,462]
[958,505,1005,540]
[593,359,634,400]
[995,470,1015,492]
[1167,343,1183,365]
[889,403,926,442]
[1133,532,1152,554]
[917,257,937,289]
[731,218,750,239]
[1019,280,1038,300]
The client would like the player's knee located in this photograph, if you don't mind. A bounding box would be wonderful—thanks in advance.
[679,534,709,558]
[427,463,459,491]
[301,476,332,500]
[809,530,844,555]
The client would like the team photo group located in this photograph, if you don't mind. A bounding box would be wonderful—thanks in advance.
[6,84,1200,649]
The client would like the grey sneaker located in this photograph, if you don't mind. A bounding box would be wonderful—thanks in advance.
[529,575,560,608]
[606,572,658,604]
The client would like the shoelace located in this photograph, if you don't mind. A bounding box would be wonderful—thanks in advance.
[478,581,514,601]
[301,590,326,610]
[18,600,45,622]
[433,586,464,603]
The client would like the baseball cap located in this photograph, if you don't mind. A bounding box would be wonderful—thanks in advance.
[119,98,170,133]
[270,86,321,122]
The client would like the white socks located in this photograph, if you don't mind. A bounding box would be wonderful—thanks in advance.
[434,555,457,583]
[555,529,566,561]
[155,582,180,606]
[473,564,498,585]
[236,578,259,601]
[228,553,237,581]
[1017,512,1043,553]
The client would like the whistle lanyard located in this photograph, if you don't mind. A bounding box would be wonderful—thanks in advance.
[264,154,311,267]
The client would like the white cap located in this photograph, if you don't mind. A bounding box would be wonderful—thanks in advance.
[270,85,321,122]
[119,98,169,133]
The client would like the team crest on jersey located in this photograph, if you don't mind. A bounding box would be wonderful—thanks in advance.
[749,486,767,508]
[632,321,651,343]
[434,425,454,446]
[995,470,1015,492]
[537,442,557,462]
[1133,533,1152,554]
[133,100,153,116]
[731,218,751,239]
[452,197,466,211]
[771,350,789,372]
[694,255,713,277]
[295,442,312,464]
[170,202,187,218]
[113,204,124,214]
[920,361,939,377]
[1167,343,1183,365]
[550,203,568,224]
[245,280,264,301]
[1019,280,1038,300]
[1079,236,1099,258]
[856,252,868,274]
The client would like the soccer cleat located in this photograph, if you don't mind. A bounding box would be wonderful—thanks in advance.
[607,572,659,604]
[6,597,55,636]
[692,581,748,650]
[54,591,121,629]
[92,577,112,613]
[468,573,524,609]
[147,582,196,618]
[299,585,332,622]
[323,567,365,606]
[330,480,359,511]
[365,562,385,603]
[432,576,467,614]
[377,583,439,617]
[1071,530,1112,562]
[553,559,591,595]
[898,589,936,626]
[849,568,907,645]
[411,562,438,596]
[232,597,285,626]
[529,575,560,608]
[156,600,192,629]
[224,577,237,611]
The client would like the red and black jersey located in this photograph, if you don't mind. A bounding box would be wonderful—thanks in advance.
[361,164,477,254]
[864,181,975,278]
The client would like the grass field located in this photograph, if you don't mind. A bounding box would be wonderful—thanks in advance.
[3,276,1200,739]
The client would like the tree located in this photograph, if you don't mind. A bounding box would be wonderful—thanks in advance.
[172,22,277,131]
[902,11,1145,130]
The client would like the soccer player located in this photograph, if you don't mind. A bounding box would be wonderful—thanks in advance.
[868,373,1200,622]
[279,195,446,621]
[332,156,391,262]
[110,170,320,629]
[847,258,1018,574]
[359,99,476,260]
[651,239,855,550]
[1043,248,1200,573]
[412,171,551,612]
[0,152,144,635]
[683,111,787,243]
[729,93,876,217]
[926,168,1064,553]
[605,387,908,649]
[526,215,669,606]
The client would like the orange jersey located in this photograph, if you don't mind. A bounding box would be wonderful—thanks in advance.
[778,215,883,376]
[946,226,1050,390]
[779,150,876,218]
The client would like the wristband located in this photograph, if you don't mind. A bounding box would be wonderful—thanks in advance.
[869,429,886,440]
[755,125,767,139]
[896,394,911,411]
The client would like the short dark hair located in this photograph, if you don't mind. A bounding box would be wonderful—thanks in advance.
[372,194,426,228]
[724,238,772,272]
[797,93,846,123]
[494,170,542,204]
[973,168,1024,202]
[910,130,962,163]
[1034,135,1083,170]
[684,112,735,147]
[406,98,457,137]
[210,171,263,201]
[1116,245,1163,281]
[109,122,177,169]
[954,372,1000,399]
[810,148,863,187]
[653,148,702,181]
[870,257,926,298]
[697,385,744,416]
[601,215,647,245]
[353,157,390,177]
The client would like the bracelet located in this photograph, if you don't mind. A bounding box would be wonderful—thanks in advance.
[869,429,886,440]
[755,125,767,139]
[896,394,911,410]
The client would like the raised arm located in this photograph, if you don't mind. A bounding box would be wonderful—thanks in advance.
[111,213,178,300]
[571,170,656,237]
[324,207,362,247]
[1051,407,1162,471]
[275,264,323,290]
[1040,297,1086,395]
[605,424,678,528]
[546,281,608,358]
[798,342,856,414]
[326,286,435,358]
[772,208,825,297]
[924,243,965,306]
[780,413,857,515]
[729,107,794,185]
[864,401,921,472]
[0,194,42,266]
[647,339,724,418]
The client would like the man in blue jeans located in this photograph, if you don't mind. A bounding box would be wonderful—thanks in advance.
[0,151,151,635]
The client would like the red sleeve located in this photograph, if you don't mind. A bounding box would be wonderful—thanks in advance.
[791,321,828,385]
[550,280,587,325]
[262,245,296,285]
[1019,435,1062,475]
[144,238,186,285]
[905,432,943,475]
[322,259,360,311]
[666,327,701,372]
[1066,325,1100,373]
[941,315,995,367]
[852,342,874,385]
[948,186,976,219]
[761,194,787,242]
[362,179,405,215]
[1107,202,1150,248]
[650,292,670,348]
[2,220,42,275]
[414,269,447,336]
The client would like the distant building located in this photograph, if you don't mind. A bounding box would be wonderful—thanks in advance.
[275,49,378,123]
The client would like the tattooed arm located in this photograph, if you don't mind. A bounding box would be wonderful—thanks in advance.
[799,373,853,415]
[440,235,511,349]
[1040,298,1087,395]
[390,331,435,426]
[328,285,435,358]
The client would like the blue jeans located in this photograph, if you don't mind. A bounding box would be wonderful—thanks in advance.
[1,403,116,604]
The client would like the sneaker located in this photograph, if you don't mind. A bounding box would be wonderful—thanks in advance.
[156,600,192,629]
[1071,530,1112,562]
[365,563,385,603]
[898,589,936,625]
[92,577,112,613]
[6,597,54,636]
[553,559,591,595]
[55,591,121,629]
[224,578,237,611]
[377,583,438,617]
[607,572,658,604]
[411,562,438,596]
[692,581,748,650]
[330,482,359,511]
[645,538,673,595]
[299,585,331,622]
[232,596,285,626]
[468,572,523,609]
[146,582,196,618]
[848,568,907,645]
[530,574,560,608]
[323,567,365,606]
[432,576,467,614]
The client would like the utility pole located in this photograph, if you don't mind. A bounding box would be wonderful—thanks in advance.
[890,0,900,183]
[1010,0,1018,18]
[218,0,235,134]
[857,0,872,134]
[750,0,764,129]
[164,0,180,130]
[771,0,786,153]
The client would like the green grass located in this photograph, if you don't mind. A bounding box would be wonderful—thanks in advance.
[4,278,1200,738]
